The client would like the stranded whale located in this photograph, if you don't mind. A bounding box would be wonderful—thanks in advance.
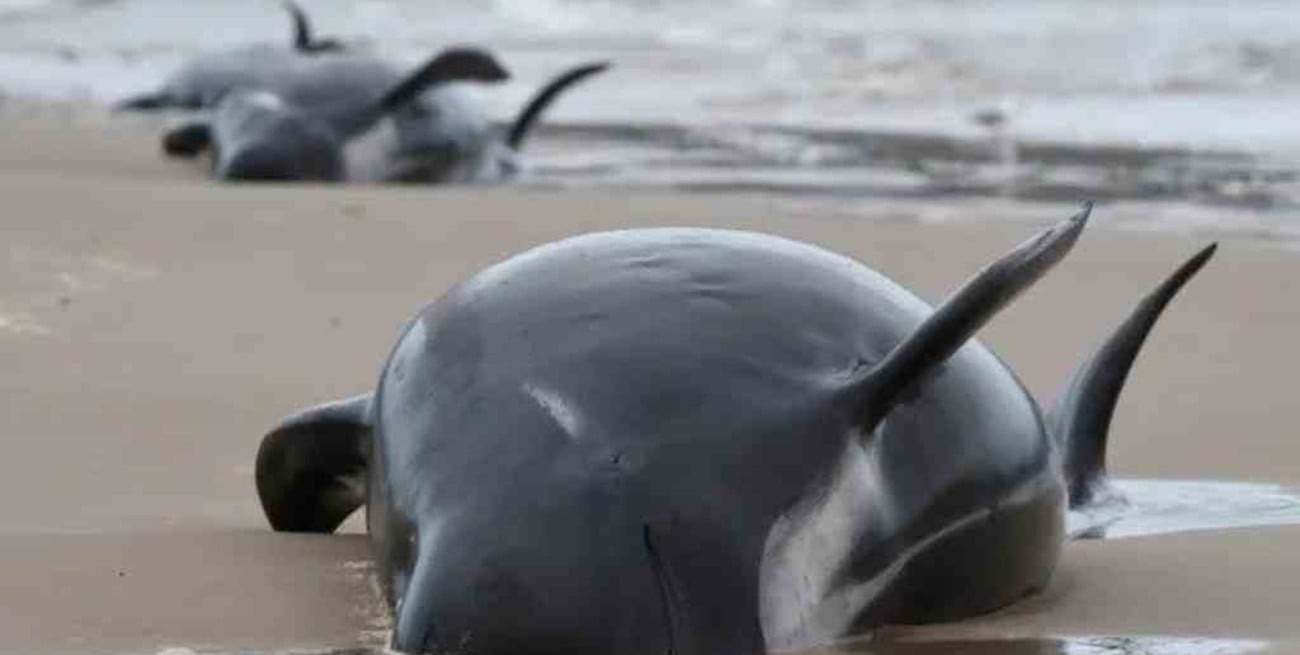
[384,61,611,184]
[160,48,510,181]
[162,60,608,183]
[254,206,1215,654]
[115,1,347,111]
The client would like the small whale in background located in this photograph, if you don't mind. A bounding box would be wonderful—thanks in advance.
[160,48,510,182]
[115,0,347,111]
[252,204,1217,654]
[162,59,609,184]
[382,61,611,184]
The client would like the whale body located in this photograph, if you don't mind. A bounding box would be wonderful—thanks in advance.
[254,208,1215,654]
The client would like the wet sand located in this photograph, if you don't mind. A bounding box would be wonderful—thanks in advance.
[2,114,1299,654]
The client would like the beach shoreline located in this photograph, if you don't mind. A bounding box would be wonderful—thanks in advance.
[2,111,1299,654]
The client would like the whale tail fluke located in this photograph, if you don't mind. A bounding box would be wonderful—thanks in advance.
[1051,243,1216,509]
[850,203,1092,432]
[256,394,372,533]
[506,61,610,151]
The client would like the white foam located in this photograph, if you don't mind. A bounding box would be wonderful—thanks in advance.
[0,0,1292,151]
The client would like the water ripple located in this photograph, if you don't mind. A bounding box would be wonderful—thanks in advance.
[1069,479,1300,540]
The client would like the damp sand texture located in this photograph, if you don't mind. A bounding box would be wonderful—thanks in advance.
[1,115,1299,654]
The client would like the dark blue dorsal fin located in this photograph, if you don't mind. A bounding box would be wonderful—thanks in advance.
[1053,243,1217,508]
[283,0,312,50]
[284,0,346,53]
[324,47,509,138]
[851,204,1091,432]
[506,61,610,150]
[377,47,510,112]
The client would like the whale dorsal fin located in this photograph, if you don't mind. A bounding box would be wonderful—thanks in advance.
[1052,243,1216,508]
[850,204,1091,433]
[284,0,313,51]
[284,0,345,53]
[255,394,372,533]
[323,47,509,138]
[506,61,610,150]
[378,47,510,112]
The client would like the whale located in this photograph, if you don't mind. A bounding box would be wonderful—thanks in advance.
[162,60,608,184]
[115,1,347,111]
[159,48,510,182]
[253,205,1216,654]
[382,61,610,184]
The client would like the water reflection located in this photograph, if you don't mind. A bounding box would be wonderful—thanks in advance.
[1068,479,1300,540]
[526,123,1298,216]
[806,635,1268,655]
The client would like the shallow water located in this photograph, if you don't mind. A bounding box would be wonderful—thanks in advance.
[829,635,1270,655]
[521,122,1296,210]
[2,0,1298,150]
[1070,479,1300,540]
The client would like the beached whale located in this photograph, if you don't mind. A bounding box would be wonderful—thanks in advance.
[382,61,610,184]
[253,206,1215,654]
[160,48,510,181]
[162,60,608,183]
[115,1,346,111]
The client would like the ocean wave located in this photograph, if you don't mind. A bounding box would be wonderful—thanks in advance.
[0,1,1295,129]
[0,0,1297,238]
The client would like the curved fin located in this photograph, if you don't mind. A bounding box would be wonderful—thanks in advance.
[284,0,312,51]
[161,121,212,158]
[506,61,609,150]
[284,0,344,53]
[326,47,508,137]
[255,394,372,533]
[850,203,1091,432]
[1053,243,1217,508]
[378,47,510,113]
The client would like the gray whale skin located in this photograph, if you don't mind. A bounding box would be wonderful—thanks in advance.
[254,205,1216,655]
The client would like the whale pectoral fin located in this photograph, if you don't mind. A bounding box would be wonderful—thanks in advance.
[1052,243,1217,510]
[255,394,373,533]
[162,122,213,158]
[850,203,1091,432]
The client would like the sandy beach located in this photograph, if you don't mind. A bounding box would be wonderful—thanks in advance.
[2,113,1299,654]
